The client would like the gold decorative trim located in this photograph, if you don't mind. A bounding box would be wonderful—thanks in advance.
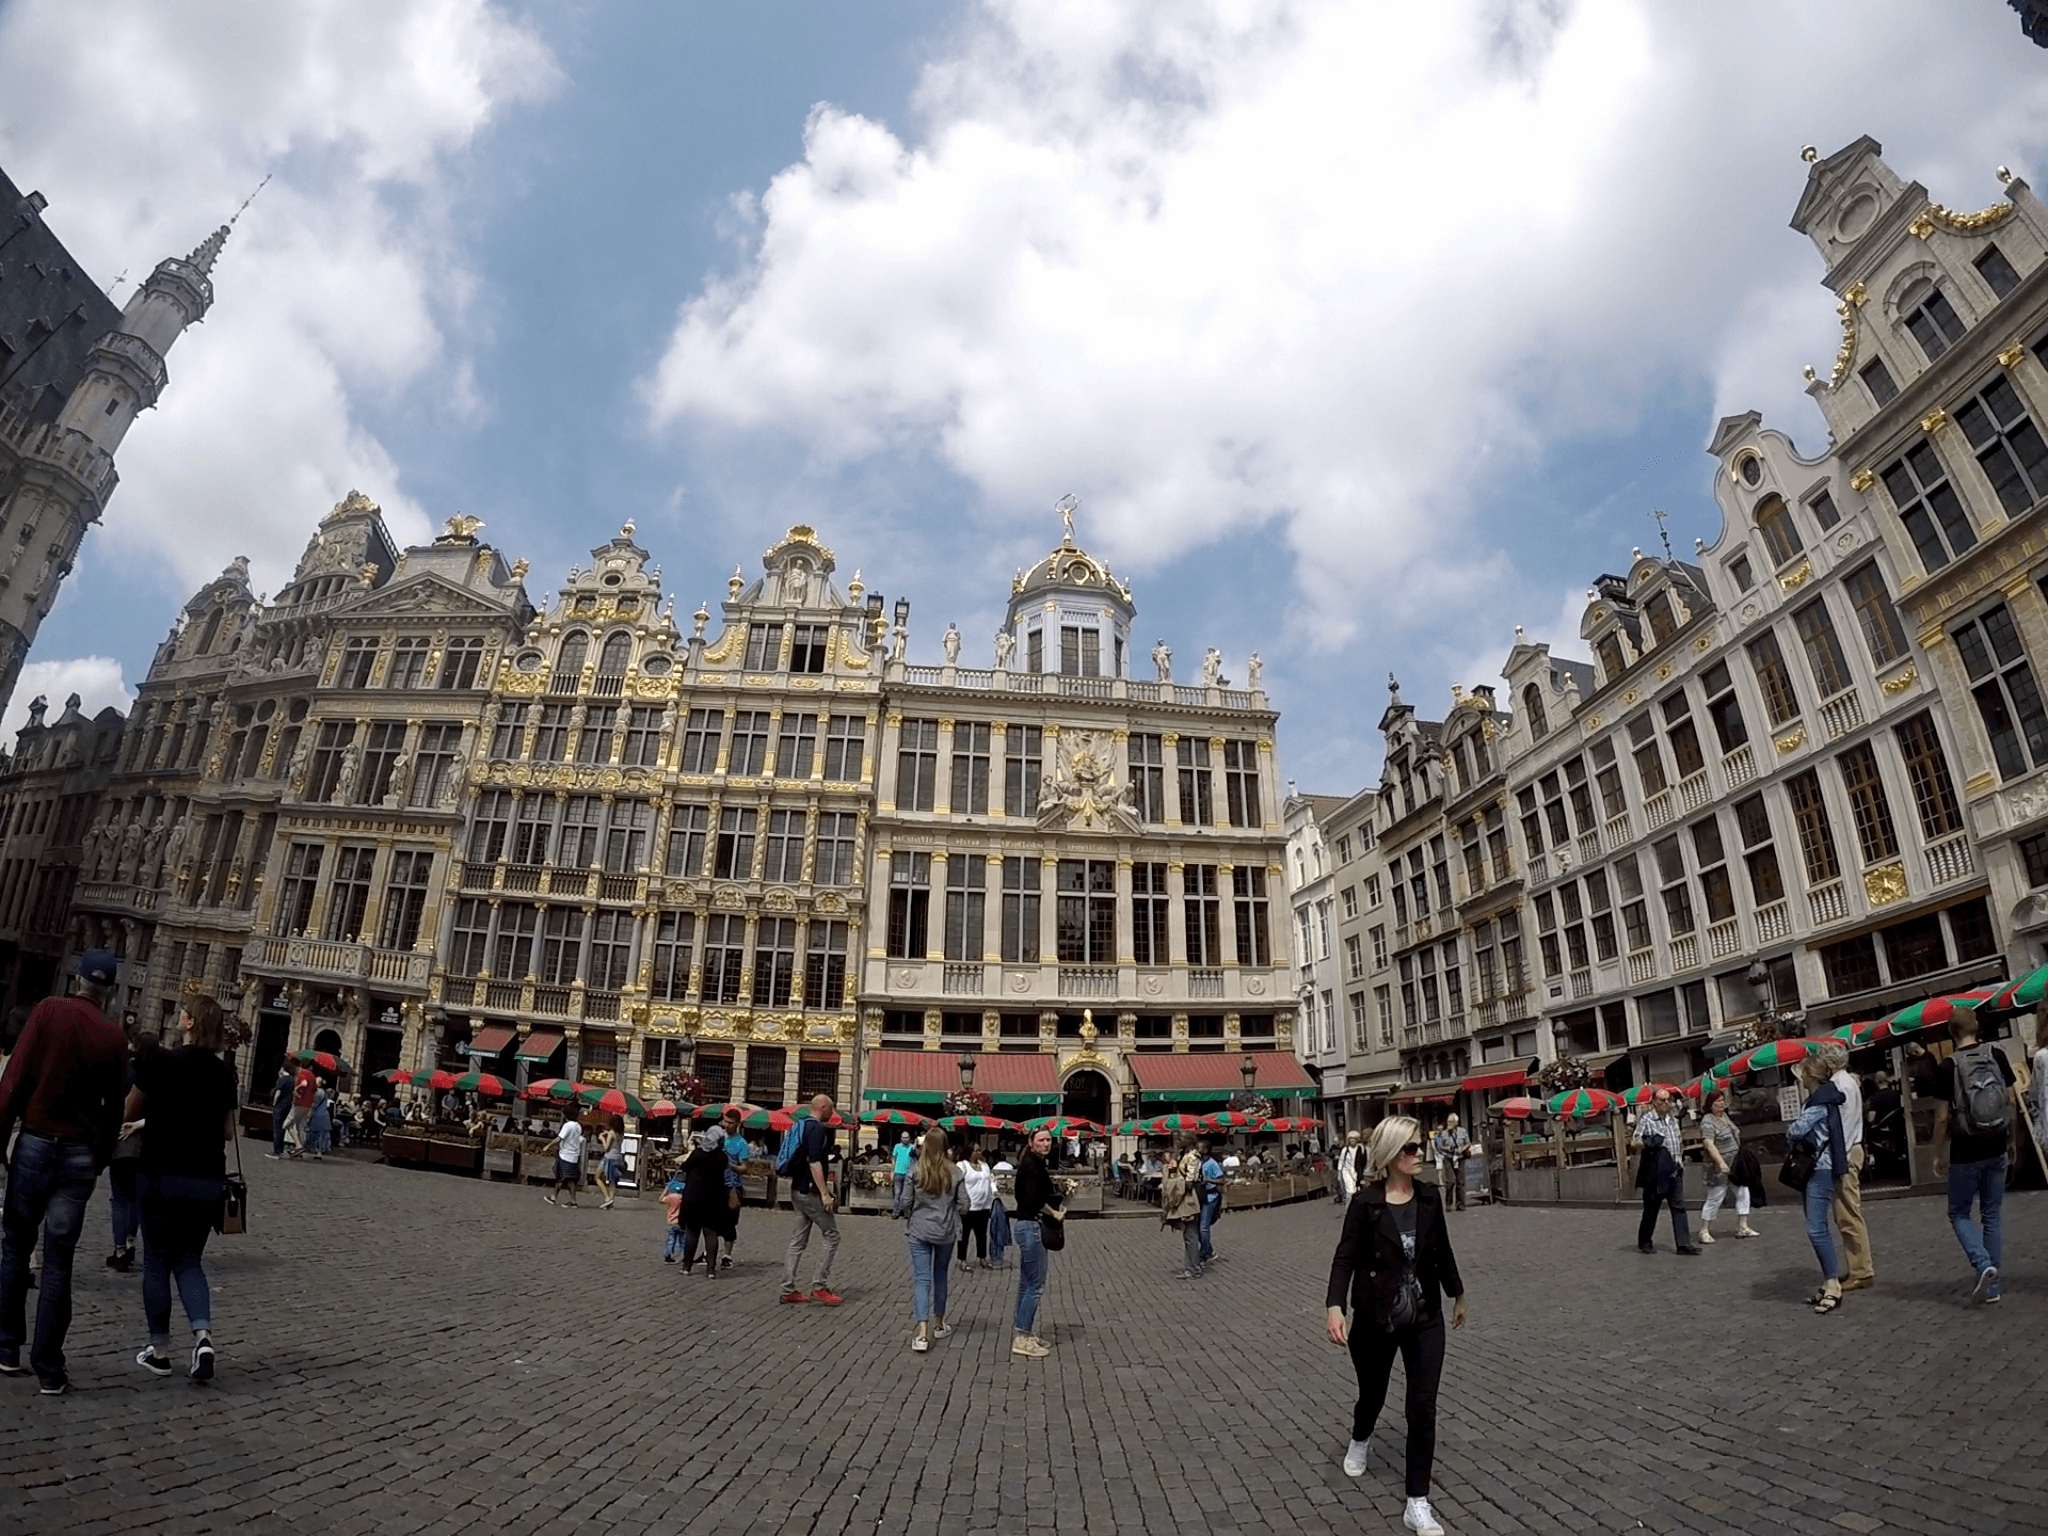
[1774,727,1806,753]
[1778,559,1814,592]
[1583,715,1601,730]
[1908,200,2015,239]
[1621,689,1639,706]
[1654,663,1672,680]
[1850,468,1874,492]
[1863,862,1907,907]
[1920,407,1949,434]
[1966,771,1997,795]
[1879,665,1918,694]
[1825,281,1868,390]
[2000,342,2028,370]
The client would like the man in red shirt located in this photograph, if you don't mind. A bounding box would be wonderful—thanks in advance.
[0,950,127,1393]
[285,1067,318,1157]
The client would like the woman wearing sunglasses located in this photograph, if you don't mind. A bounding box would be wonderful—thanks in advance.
[1325,1115,1468,1536]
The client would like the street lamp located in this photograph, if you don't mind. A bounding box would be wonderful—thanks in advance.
[956,1052,976,1093]
[1240,1053,1259,1094]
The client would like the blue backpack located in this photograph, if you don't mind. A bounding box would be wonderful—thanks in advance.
[773,1120,808,1174]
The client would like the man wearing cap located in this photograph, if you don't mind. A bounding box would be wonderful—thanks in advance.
[0,950,128,1393]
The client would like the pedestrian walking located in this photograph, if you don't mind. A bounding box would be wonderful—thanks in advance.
[1695,1089,1757,1241]
[266,1062,292,1160]
[1336,1130,1363,1205]
[905,1126,965,1352]
[546,1113,585,1207]
[1324,1114,1467,1536]
[889,1129,914,1218]
[1009,1126,1065,1358]
[1787,1052,1849,1314]
[719,1106,748,1268]
[1630,1087,1698,1255]
[305,1082,333,1162]
[0,949,129,1393]
[1432,1116,1469,1211]
[1162,1135,1203,1278]
[284,1067,317,1157]
[596,1115,627,1209]
[1197,1139,1224,1265]
[956,1143,994,1268]
[660,1173,687,1262]
[2030,1012,2048,1153]
[779,1094,842,1305]
[681,1126,733,1275]
[127,994,239,1383]
[1929,1012,2021,1305]
[105,1030,160,1274]
[1823,1045,1872,1291]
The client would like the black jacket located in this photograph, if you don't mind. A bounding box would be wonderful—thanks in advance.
[1325,1182,1463,1328]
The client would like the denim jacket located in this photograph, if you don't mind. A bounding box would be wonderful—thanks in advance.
[1787,1082,1847,1175]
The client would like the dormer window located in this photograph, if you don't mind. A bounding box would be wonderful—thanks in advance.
[1902,280,1966,362]
[1058,624,1100,677]
[1644,590,1680,646]
[1595,632,1626,683]
[743,622,780,670]
[790,623,828,673]
[1727,553,1754,591]
[1522,683,1549,742]
[1861,357,1899,407]
[1026,628,1044,674]
[1808,490,1840,530]
[1975,243,2021,301]
[1754,495,1803,566]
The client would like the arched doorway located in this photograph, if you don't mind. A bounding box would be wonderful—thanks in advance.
[1062,1068,1111,1126]
[313,1027,343,1056]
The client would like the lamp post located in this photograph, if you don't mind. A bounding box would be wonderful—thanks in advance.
[1240,1053,1259,1095]
[956,1052,976,1094]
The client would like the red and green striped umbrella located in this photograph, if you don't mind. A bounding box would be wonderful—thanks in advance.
[1991,963,2048,1012]
[373,1067,421,1087]
[645,1099,688,1119]
[1681,1076,1714,1101]
[426,1069,462,1091]
[1492,1096,1543,1120]
[1114,1119,1147,1135]
[1142,1113,1210,1134]
[1193,1111,1260,1132]
[936,1114,1018,1131]
[1545,1087,1625,1119]
[1714,1038,1830,1079]
[523,1078,583,1101]
[1262,1116,1320,1132]
[1829,1019,1885,1047]
[291,1049,346,1073]
[1618,1083,1681,1108]
[777,1104,848,1128]
[696,1102,766,1122]
[1879,997,1958,1034]
[861,1108,933,1128]
[1022,1115,1108,1138]
[577,1085,649,1118]
[450,1071,513,1097]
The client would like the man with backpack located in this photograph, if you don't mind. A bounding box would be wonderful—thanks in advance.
[1931,1016,2021,1305]
[777,1094,842,1306]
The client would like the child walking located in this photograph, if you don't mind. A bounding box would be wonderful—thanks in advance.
[662,1174,687,1262]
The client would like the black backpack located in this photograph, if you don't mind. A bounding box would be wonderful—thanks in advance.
[1951,1043,2010,1140]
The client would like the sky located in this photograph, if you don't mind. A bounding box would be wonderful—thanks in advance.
[4,0,2048,794]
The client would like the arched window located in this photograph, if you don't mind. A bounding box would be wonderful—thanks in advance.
[195,607,222,655]
[556,630,589,681]
[1522,683,1549,742]
[1595,632,1627,684]
[597,631,632,677]
[1754,495,1802,567]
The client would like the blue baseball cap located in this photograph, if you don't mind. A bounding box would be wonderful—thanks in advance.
[79,950,119,985]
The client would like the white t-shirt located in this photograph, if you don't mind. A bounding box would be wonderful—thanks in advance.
[1831,1069,1864,1152]
[957,1160,995,1211]
[556,1120,585,1164]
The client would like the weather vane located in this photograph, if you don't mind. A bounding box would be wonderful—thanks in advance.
[1649,507,1674,561]
[230,173,271,226]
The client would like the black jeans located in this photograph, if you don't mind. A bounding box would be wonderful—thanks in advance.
[957,1209,990,1261]
[1348,1315,1445,1498]
[1638,1175,1690,1249]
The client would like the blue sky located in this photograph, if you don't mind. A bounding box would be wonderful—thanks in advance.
[5,1,2048,795]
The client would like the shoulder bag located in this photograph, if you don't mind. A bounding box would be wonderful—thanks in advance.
[217,1129,249,1235]
[1039,1202,1067,1251]
[1777,1139,1816,1193]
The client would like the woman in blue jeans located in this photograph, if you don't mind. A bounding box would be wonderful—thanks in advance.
[1788,1048,1850,1316]
[1009,1128,1065,1358]
[125,994,240,1381]
[903,1126,965,1352]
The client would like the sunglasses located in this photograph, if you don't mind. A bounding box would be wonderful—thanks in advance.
[1399,1141,1424,1157]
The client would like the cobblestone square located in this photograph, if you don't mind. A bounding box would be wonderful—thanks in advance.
[1,1155,2043,1536]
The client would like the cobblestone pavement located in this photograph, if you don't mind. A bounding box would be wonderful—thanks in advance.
[1,1149,2043,1536]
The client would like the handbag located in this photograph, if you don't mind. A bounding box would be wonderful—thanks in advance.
[727,1187,742,1211]
[1778,1140,1817,1193]
[217,1130,248,1235]
[1039,1206,1066,1251]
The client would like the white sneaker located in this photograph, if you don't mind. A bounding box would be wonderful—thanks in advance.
[911,1332,929,1353]
[931,1321,954,1339]
[1342,1437,1370,1476]
[1404,1497,1444,1535]
[1698,1227,1715,1244]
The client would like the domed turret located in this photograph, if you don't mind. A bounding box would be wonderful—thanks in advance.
[1001,497,1135,678]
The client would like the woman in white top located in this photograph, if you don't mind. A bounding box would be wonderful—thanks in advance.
[2031,1012,2048,1151]
[956,1144,996,1268]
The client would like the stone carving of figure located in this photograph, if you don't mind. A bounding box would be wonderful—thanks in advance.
[440,751,468,808]
[332,741,361,804]
[143,816,169,877]
[1247,652,1263,691]
[287,736,311,790]
[118,819,143,880]
[942,623,961,665]
[1152,639,1172,683]
[785,561,810,604]
[1201,648,1222,687]
[82,811,108,877]
[387,751,412,805]
[993,629,1014,669]
[888,619,908,664]
[159,818,186,880]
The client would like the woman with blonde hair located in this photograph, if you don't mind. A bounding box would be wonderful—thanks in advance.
[1324,1116,1467,1536]
[903,1125,966,1352]
[1788,1046,1850,1314]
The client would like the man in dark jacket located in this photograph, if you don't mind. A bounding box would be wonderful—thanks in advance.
[0,950,128,1393]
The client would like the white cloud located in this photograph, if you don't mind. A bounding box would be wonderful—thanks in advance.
[2,656,132,741]
[646,0,2048,654]
[0,0,557,595]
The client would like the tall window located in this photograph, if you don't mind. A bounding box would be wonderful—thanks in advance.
[1953,602,2048,779]
[665,805,707,876]
[1809,490,1840,530]
[701,914,746,1003]
[814,812,856,885]
[1177,738,1213,825]
[1487,806,1510,879]
[805,922,848,1008]
[1132,862,1169,965]
[532,704,572,763]
[1223,740,1260,827]
[490,703,531,760]
[353,721,403,804]
[433,635,483,690]
[469,791,513,864]
[823,714,866,781]
[387,636,430,689]
[1733,793,1784,905]
[273,842,323,935]
[1842,563,1908,667]
[763,809,806,883]
[1587,866,1617,961]
[1837,742,1900,864]
[1902,280,1967,361]
[1754,495,1802,565]
[1882,441,1977,573]
[448,898,491,975]
[729,711,772,776]
[410,721,463,807]
[775,713,818,779]
[944,855,986,961]
[1026,628,1043,673]
[575,706,617,765]
[1645,590,1680,647]
[1894,712,1963,839]
[337,638,378,689]
[1653,834,1694,935]
[1747,631,1799,726]
[887,852,931,958]
[1591,740,1626,818]
[896,718,939,810]
[743,622,781,671]
[1975,243,2021,299]
[1056,859,1115,964]
[585,911,633,991]
[1690,817,1735,924]
[1700,661,1747,754]
[1000,857,1040,963]
[714,808,757,879]
[1058,625,1100,677]
[752,918,797,1006]
[1786,769,1842,885]
[622,707,662,768]
[1628,713,1666,797]
[1662,692,1705,778]
[305,720,356,802]
[538,908,585,985]
[379,848,433,949]
[790,623,828,673]
[651,914,693,1000]
[1792,598,1851,698]
[1129,734,1166,821]
[1522,684,1549,740]
[679,709,722,774]
[1232,866,1271,965]
[552,632,588,691]
[1957,373,2048,517]
[1184,864,1221,965]
[1861,357,1899,407]
[949,722,991,814]
[322,844,376,941]
[601,800,654,874]
[492,903,540,980]
[1004,726,1043,816]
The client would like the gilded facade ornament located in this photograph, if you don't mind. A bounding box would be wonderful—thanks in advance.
[1862,862,1907,907]
[1849,468,1875,492]
[1774,727,1806,753]
[1907,200,2015,239]
[1778,560,1815,592]
[1824,281,1868,390]
[1879,665,1919,694]
[1920,407,1949,435]
[2000,342,2028,370]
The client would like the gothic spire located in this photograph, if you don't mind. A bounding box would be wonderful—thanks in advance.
[186,224,231,276]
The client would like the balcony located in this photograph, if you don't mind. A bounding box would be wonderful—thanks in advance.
[1526,854,1548,886]
[1644,790,1673,830]
[1058,966,1116,998]
[1926,833,1974,887]
[1627,948,1658,986]
[1721,743,1755,790]
[1818,687,1864,743]
[1569,967,1592,1000]
[1808,880,1847,927]
[1577,832,1602,863]
[1669,932,1700,973]
[1189,968,1225,999]
[247,935,432,993]
[1755,899,1789,943]
[1675,770,1711,815]
[1602,813,1632,850]
[1706,916,1742,960]
[943,963,984,996]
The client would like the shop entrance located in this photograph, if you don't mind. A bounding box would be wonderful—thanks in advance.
[1061,1069,1111,1127]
